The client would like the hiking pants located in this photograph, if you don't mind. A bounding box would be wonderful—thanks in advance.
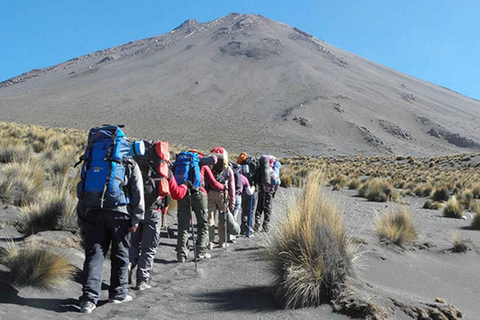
[241,191,258,234]
[129,207,162,282]
[255,189,274,232]
[228,194,242,242]
[208,190,227,246]
[80,210,130,305]
[177,191,209,259]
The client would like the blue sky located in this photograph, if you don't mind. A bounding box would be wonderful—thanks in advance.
[1,0,479,99]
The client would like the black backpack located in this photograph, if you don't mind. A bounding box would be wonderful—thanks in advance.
[229,162,243,194]
[240,157,260,186]
[133,140,170,208]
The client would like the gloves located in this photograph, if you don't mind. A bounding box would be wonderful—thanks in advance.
[167,170,173,181]
[184,180,193,189]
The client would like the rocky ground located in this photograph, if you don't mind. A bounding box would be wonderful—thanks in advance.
[0,186,478,319]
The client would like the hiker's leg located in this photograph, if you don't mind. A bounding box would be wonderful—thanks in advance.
[240,192,250,234]
[254,189,265,231]
[128,219,144,269]
[207,191,218,247]
[228,194,242,242]
[136,208,161,282]
[217,191,227,246]
[80,210,109,305]
[108,212,130,301]
[262,191,274,232]
[176,197,191,260]
[191,191,209,254]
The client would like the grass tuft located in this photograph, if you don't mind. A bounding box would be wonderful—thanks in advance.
[442,196,463,219]
[265,171,356,308]
[19,187,77,235]
[376,207,418,248]
[452,234,469,253]
[0,242,75,290]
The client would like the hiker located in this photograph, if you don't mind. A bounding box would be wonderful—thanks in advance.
[128,140,171,291]
[254,155,281,233]
[228,169,255,243]
[76,126,145,314]
[236,152,260,236]
[207,147,236,248]
[170,151,224,262]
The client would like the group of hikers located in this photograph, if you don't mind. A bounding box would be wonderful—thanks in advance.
[75,125,281,313]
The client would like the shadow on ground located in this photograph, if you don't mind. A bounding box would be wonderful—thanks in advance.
[192,285,280,312]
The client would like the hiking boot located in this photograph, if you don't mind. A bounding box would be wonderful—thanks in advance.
[219,242,229,248]
[208,243,214,250]
[197,252,211,259]
[177,256,186,263]
[80,300,96,314]
[109,295,133,304]
[136,280,151,291]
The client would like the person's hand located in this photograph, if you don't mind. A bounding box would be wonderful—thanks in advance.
[167,170,173,181]
[184,180,193,189]
[129,224,139,233]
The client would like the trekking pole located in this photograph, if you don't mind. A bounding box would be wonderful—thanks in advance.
[188,191,198,273]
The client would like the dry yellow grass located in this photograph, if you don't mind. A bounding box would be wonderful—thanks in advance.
[376,207,418,248]
[443,196,463,219]
[0,241,76,290]
[265,171,356,308]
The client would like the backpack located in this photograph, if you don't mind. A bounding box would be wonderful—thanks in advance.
[133,140,170,208]
[259,155,281,186]
[229,162,242,194]
[76,125,131,209]
[210,146,228,173]
[174,151,202,188]
[239,156,260,186]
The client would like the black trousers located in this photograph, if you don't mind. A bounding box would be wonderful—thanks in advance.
[80,209,130,304]
[255,189,273,231]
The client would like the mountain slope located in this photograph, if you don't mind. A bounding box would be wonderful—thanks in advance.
[1,13,479,156]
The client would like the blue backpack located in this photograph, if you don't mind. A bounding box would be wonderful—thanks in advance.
[174,151,202,188]
[76,125,132,209]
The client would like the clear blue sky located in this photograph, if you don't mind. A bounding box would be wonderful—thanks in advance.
[1,0,479,99]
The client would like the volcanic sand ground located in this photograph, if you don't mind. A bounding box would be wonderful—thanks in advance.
[0,187,479,319]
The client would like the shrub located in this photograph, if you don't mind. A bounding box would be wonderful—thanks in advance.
[347,177,361,190]
[19,188,77,235]
[422,200,443,210]
[452,234,469,253]
[265,171,356,308]
[443,196,463,219]
[472,213,480,230]
[376,207,418,247]
[431,185,450,202]
[0,161,46,207]
[360,179,398,202]
[329,174,347,191]
[0,242,75,290]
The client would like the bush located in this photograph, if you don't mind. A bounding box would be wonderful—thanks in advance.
[0,242,75,290]
[376,207,418,247]
[431,185,450,202]
[472,213,480,230]
[452,234,469,253]
[329,174,347,191]
[19,188,77,235]
[0,161,46,207]
[359,179,398,202]
[443,196,463,219]
[265,171,356,308]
